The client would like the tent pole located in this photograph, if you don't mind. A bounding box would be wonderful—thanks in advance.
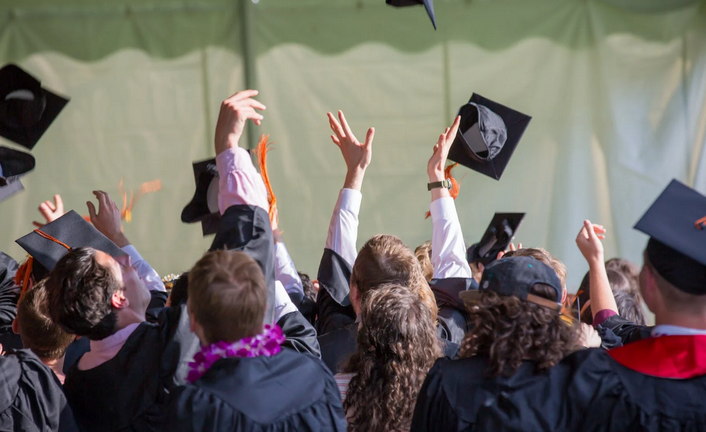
[240,0,258,150]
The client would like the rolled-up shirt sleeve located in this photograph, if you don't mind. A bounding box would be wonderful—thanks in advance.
[216,147,269,213]
[430,197,473,280]
[122,245,164,292]
[275,242,304,296]
[325,188,361,268]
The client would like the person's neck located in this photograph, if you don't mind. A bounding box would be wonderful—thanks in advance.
[41,356,65,384]
[114,309,146,332]
[654,312,706,330]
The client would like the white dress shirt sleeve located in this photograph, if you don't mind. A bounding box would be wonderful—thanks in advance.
[325,188,362,268]
[274,280,299,322]
[430,197,473,280]
[122,245,165,292]
[275,242,304,296]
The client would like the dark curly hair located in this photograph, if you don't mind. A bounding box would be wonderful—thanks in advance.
[460,284,581,378]
[343,284,442,432]
[45,247,121,341]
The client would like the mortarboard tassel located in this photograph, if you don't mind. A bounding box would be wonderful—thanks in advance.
[14,257,33,298]
[425,163,461,219]
[256,134,279,227]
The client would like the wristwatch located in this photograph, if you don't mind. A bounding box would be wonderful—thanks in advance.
[427,179,452,191]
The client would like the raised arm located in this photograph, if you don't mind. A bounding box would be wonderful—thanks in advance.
[324,111,373,266]
[316,111,374,334]
[427,116,473,280]
[575,220,617,323]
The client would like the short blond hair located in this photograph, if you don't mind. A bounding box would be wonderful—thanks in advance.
[188,250,267,344]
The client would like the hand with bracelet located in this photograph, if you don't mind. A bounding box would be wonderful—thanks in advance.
[427,115,461,201]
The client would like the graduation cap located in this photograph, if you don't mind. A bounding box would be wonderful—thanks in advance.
[448,93,531,180]
[0,64,69,151]
[181,158,221,236]
[0,145,35,203]
[466,212,525,266]
[15,210,126,282]
[634,179,706,295]
[386,0,437,30]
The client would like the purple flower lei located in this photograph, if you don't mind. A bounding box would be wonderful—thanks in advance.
[187,324,285,383]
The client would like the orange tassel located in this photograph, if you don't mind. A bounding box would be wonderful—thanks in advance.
[425,163,461,219]
[256,134,278,226]
[14,257,34,299]
[82,179,162,224]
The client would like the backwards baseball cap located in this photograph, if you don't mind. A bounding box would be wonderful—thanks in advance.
[460,256,562,311]
[448,93,531,180]
[181,158,221,236]
[634,179,706,295]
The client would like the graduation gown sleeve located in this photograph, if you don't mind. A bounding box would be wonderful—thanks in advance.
[430,277,475,345]
[0,252,19,330]
[596,314,652,345]
[278,310,321,358]
[316,248,356,335]
[209,204,276,325]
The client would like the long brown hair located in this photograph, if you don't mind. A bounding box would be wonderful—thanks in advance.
[343,284,442,432]
[460,285,581,377]
[351,234,438,321]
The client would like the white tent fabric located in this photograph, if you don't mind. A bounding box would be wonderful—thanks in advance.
[1,0,705,292]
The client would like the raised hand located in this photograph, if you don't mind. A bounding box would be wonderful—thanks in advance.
[427,116,461,182]
[87,191,129,248]
[328,111,374,191]
[575,220,607,267]
[215,89,267,155]
[33,194,65,228]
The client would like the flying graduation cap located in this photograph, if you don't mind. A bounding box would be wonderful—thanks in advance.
[181,158,221,236]
[0,146,35,203]
[466,212,525,266]
[0,64,69,151]
[448,94,532,180]
[634,179,706,295]
[386,0,437,30]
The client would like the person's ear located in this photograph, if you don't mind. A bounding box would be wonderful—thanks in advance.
[189,312,206,345]
[561,287,567,304]
[350,282,360,315]
[11,319,18,335]
[110,290,129,309]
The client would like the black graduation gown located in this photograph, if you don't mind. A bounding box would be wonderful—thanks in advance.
[0,349,78,432]
[315,248,356,336]
[0,252,22,351]
[413,336,706,432]
[63,304,199,432]
[429,277,475,345]
[318,321,459,374]
[209,204,277,324]
[597,313,652,345]
[164,348,347,432]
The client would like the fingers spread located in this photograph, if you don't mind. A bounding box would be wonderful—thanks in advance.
[86,201,97,220]
[338,111,355,141]
[328,112,345,138]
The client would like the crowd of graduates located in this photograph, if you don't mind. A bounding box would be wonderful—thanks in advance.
[1,85,706,432]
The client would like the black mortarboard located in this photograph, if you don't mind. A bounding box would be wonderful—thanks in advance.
[634,179,706,295]
[15,210,126,280]
[0,145,35,203]
[460,256,562,311]
[386,0,437,30]
[466,212,525,266]
[181,158,221,236]
[0,64,69,151]
[448,93,531,180]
